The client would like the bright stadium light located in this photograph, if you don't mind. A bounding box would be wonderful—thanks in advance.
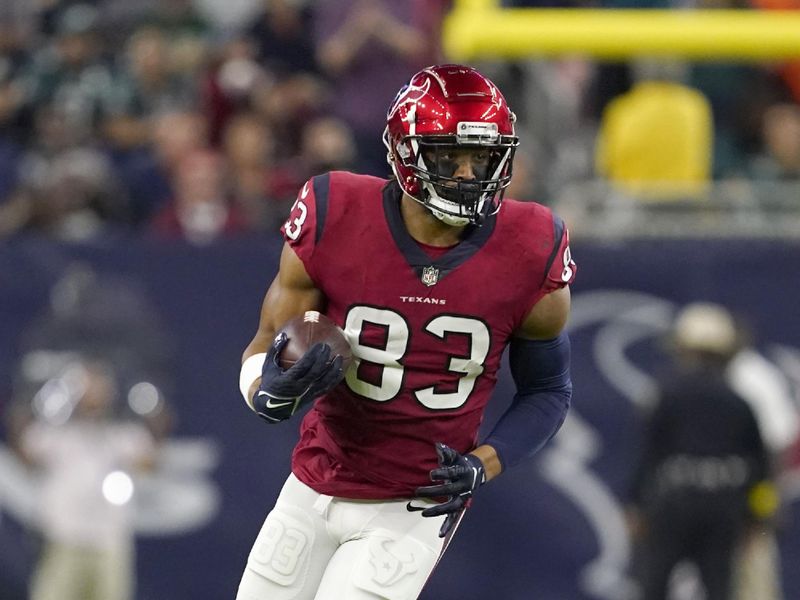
[128,381,161,416]
[102,470,135,506]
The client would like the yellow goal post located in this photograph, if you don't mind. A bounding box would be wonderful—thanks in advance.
[443,0,800,61]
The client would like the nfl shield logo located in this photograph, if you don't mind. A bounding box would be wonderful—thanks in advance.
[421,266,439,287]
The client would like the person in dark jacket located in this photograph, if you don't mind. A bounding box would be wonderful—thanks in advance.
[627,302,773,600]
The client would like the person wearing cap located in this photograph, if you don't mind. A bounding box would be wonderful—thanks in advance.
[626,302,774,600]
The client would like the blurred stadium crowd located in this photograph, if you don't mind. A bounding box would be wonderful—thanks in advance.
[0,0,797,244]
[0,0,447,242]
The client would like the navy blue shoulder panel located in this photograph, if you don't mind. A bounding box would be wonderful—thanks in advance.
[542,215,565,285]
[313,173,330,245]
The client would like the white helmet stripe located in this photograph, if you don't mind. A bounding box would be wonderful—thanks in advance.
[406,105,419,158]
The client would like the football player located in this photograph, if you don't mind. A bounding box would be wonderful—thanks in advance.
[236,64,576,600]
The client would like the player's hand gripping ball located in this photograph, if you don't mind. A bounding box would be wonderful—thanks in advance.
[253,311,352,423]
[276,311,353,370]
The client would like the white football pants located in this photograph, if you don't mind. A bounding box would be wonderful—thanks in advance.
[236,473,447,600]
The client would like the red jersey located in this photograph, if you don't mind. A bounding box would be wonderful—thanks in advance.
[281,172,575,499]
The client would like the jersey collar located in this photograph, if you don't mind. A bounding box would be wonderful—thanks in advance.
[382,181,497,285]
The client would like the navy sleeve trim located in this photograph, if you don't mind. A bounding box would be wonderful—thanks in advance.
[313,173,330,245]
[541,215,565,286]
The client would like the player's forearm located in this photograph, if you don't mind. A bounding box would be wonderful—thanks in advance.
[243,330,274,362]
[470,444,503,481]
[483,333,572,470]
[240,330,275,409]
[484,387,570,470]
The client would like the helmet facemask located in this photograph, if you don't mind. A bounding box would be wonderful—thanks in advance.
[386,124,517,226]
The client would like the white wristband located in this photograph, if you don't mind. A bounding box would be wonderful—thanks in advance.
[239,353,267,409]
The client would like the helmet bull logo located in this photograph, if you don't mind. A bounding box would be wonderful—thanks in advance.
[387,78,431,122]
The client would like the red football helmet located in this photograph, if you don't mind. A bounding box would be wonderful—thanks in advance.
[383,64,518,226]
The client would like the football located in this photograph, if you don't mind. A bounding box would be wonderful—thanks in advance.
[276,311,353,371]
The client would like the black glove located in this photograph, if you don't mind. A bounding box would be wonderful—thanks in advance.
[252,333,344,423]
[411,442,486,538]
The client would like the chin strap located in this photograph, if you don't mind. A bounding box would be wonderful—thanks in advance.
[430,207,471,227]
[421,181,479,227]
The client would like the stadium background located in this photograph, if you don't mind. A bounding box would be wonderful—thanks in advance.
[1,0,799,598]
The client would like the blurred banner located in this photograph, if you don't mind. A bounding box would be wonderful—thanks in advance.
[1,235,798,600]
